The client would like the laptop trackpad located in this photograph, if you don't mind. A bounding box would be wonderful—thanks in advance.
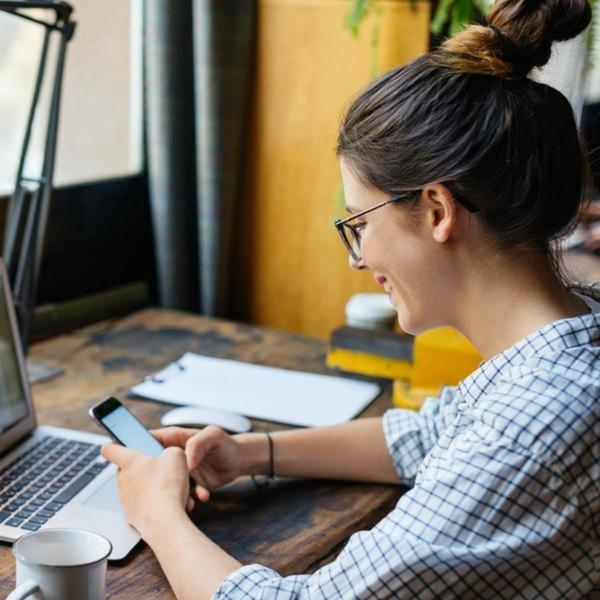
[83,477,121,513]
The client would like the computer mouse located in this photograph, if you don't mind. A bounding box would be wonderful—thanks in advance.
[160,406,252,434]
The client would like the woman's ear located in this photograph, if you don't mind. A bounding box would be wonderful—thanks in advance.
[421,183,458,243]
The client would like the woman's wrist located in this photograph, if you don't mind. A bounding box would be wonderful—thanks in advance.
[142,500,188,543]
[236,432,272,476]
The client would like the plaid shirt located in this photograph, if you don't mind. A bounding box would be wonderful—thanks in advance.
[214,283,600,599]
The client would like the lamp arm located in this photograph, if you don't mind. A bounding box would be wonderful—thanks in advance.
[0,1,72,25]
[0,0,75,350]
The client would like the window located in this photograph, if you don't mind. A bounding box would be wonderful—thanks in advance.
[0,0,142,195]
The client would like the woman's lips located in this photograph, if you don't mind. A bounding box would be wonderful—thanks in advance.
[375,275,392,295]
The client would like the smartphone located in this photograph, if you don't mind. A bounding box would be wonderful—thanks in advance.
[89,397,164,457]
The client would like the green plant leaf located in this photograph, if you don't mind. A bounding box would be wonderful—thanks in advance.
[344,0,375,37]
[449,2,469,36]
[431,0,455,36]
[472,0,491,17]
[431,0,490,36]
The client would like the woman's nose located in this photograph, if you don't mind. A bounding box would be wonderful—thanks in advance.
[348,254,367,270]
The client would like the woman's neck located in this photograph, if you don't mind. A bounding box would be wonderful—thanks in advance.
[454,252,589,362]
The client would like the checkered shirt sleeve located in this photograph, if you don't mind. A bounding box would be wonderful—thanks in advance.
[381,385,459,485]
[213,284,600,599]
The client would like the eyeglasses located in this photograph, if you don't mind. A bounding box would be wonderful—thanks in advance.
[334,186,480,262]
[333,192,417,262]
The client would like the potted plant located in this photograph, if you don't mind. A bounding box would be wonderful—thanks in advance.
[346,0,598,120]
[345,0,489,40]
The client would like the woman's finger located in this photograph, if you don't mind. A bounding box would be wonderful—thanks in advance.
[194,485,210,503]
[150,426,198,448]
[184,426,224,470]
[189,469,211,500]
[101,442,140,468]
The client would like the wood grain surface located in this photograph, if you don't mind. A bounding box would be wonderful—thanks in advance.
[0,309,405,598]
[234,0,432,339]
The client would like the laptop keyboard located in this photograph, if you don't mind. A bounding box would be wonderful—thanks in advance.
[0,435,109,532]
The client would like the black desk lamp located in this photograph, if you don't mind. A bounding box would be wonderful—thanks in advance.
[0,1,75,353]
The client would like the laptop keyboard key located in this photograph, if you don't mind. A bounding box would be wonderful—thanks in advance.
[0,437,102,521]
[29,516,47,525]
[54,473,95,504]
[21,523,40,531]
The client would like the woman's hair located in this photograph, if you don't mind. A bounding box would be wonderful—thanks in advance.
[336,0,592,268]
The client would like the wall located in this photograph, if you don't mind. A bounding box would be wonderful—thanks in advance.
[235,0,432,338]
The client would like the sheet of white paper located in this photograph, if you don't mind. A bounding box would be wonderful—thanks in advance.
[130,352,381,427]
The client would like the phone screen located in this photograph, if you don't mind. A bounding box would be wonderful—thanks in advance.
[93,398,164,457]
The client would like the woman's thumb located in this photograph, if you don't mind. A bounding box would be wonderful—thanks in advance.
[185,436,207,471]
[195,485,210,503]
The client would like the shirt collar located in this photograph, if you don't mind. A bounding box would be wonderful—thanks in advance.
[457,282,600,408]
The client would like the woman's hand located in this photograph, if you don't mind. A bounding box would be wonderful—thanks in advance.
[151,426,247,502]
[100,444,191,536]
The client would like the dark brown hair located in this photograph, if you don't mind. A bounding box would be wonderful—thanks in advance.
[337,0,592,267]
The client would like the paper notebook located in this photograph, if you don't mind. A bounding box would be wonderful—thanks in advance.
[129,352,381,427]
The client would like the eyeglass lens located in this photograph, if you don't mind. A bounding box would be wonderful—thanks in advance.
[341,224,361,261]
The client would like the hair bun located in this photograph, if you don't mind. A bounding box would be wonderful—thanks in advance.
[439,0,592,78]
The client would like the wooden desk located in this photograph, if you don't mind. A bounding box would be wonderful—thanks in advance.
[0,309,403,598]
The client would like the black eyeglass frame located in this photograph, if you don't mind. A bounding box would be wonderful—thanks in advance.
[333,185,480,262]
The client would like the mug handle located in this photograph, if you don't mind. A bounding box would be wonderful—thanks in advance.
[6,579,40,600]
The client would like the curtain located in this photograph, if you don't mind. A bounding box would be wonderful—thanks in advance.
[144,0,256,315]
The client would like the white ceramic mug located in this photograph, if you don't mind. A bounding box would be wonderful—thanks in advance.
[7,528,112,600]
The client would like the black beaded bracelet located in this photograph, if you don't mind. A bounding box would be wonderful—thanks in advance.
[251,432,275,488]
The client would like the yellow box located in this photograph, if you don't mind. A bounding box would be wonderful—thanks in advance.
[411,327,481,390]
[327,347,413,380]
[392,379,438,411]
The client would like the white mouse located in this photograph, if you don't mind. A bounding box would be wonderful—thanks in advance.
[160,406,252,434]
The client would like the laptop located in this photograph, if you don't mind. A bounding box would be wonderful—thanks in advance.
[0,259,140,559]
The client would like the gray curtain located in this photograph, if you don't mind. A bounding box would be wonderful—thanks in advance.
[144,0,256,315]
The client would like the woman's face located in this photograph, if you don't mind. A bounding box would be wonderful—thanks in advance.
[339,159,458,335]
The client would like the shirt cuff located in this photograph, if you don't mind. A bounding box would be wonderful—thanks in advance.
[382,407,424,485]
[212,563,281,599]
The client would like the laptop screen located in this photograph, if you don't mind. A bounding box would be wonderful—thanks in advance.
[0,275,29,434]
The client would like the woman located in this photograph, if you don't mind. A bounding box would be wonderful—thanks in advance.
[102,0,600,597]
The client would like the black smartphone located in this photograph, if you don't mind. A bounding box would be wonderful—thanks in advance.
[89,397,164,457]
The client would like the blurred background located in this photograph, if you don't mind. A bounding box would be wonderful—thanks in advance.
[1,0,599,342]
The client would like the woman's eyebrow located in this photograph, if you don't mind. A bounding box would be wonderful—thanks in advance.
[345,206,357,214]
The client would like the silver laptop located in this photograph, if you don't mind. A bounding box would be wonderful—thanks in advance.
[0,260,140,559]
